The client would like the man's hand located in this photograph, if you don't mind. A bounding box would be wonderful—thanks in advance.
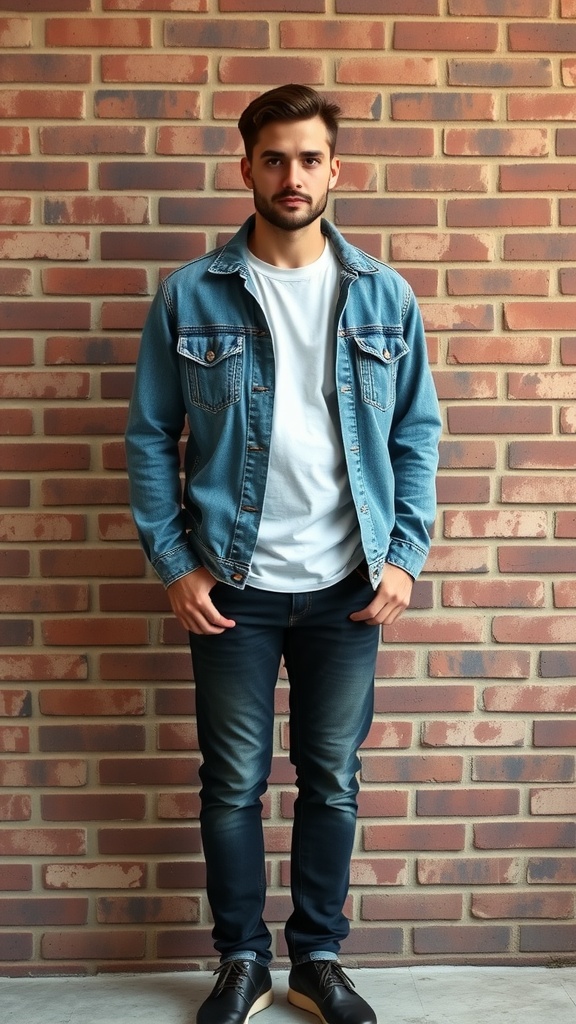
[167,568,236,635]
[349,563,414,627]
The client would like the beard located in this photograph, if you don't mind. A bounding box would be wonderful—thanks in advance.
[251,185,330,232]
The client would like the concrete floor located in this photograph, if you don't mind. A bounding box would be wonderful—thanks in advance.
[1,966,576,1023]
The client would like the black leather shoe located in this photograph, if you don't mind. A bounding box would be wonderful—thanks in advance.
[288,960,376,1024]
[197,959,273,1024]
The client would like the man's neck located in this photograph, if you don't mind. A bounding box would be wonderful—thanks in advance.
[247,215,325,269]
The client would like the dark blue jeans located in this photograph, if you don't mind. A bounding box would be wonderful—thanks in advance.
[188,568,380,965]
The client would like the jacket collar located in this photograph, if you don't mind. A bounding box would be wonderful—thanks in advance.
[208,215,379,278]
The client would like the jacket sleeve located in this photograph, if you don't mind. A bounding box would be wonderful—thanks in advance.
[385,287,442,578]
[125,286,202,587]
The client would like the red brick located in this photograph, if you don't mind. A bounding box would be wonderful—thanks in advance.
[393,92,495,122]
[97,895,199,924]
[100,652,191,681]
[444,509,546,538]
[428,655,532,679]
[336,55,436,85]
[447,197,551,228]
[349,859,408,887]
[483,684,576,713]
[361,755,463,783]
[0,933,32,961]
[374,685,474,713]
[509,93,576,121]
[40,126,146,155]
[509,22,576,52]
[0,480,30,505]
[41,930,146,960]
[422,720,525,748]
[448,268,549,296]
[98,827,201,855]
[0,197,31,223]
[159,197,255,225]
[167,18,269,47]
[0,443,90,472]
[364,824,465,851]
[0,90,84,119]
[554,580,576,606]
[39,724,145,752]
[0,17,31,46]
[101,54,208,83]
[418,857,520,886]
[439,441,497,468]
[448,335,551,364]
[520,924,576,953]
[447,405,552,434]
[0,268,31,295]
[42,862,146,890]
[336,198,437,228]
[2,302,90,331]
[475,822,576,850]
[0,54,90,83]
[45,18,151,47]
[0,655,86,683]
[0,829,86,856]
[505,232,576,261]
[494,615,576,645]
[281,19,384,50]
[98,513,138,541]
[448,59,552,89]
[0,864,32,891]
[99,162,204,191]
[45,335,139,365]
[157,793,200,819]
[417,788,520,817]
[436,475,491,504]
[42,618,149,647]
[101,301,150,330]
[0,794,30,819]
[443,580,545,608]
[95,90,200,120]
[42,477,129,506]
[391,231,492,262]
[0,127,30,156]
[39,549,143,577]
[39,689,144,717]
[421,302,493,332]
[0,513,86,543]
[433,370,497,399]
[0,686,31,715]
[219,55,324,84]
[527,858,576,885]
[0,897,87,926]
[394,21,498,51]
[362,892,462,921]
[0,758,86,787]
[533,719,576,747]
[414,925,510,955]
[0,584,88,614]
[387,163,488,193]
[41,794,146,821]
[473,754,574,783]
[337,0,438,9]
[101,230,205,262]
[45,196,149,225]
[0,232,89,261]
[45,407,127,437]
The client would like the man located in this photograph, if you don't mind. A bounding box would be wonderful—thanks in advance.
[126,85,441,1024]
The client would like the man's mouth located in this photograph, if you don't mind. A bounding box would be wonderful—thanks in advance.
[274,191,311,205]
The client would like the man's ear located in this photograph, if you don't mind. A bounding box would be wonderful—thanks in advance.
[240,157,253,190]
[328,156,340,191]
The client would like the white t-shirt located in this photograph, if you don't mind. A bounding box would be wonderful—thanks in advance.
[245,241,362,593]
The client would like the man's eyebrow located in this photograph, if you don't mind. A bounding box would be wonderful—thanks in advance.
[258,149,325,159]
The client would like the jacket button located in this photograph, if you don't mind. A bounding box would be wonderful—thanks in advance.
[231,573,243,582]
[383,348,391,360]
[205,349,216,362]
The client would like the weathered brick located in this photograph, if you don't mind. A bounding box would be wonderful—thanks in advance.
[413,925,510,955]
[45,18,152,47]
[101,54,208,83]
[95,90,201,120]
[418,857,520,886]
[336,56,436,86]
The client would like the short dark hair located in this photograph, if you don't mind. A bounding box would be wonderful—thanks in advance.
[238,84,341,160]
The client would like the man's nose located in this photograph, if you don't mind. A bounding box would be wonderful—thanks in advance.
[282,161,302,189]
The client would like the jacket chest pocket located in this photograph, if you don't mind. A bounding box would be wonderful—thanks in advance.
[352,332,407,412]
[178,333,243,412]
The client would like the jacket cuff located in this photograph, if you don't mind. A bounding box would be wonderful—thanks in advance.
[152,543,201,588]
[386,536,429,581]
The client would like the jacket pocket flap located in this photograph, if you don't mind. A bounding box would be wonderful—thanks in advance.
[352,332,407,365]
[177,333,243,367]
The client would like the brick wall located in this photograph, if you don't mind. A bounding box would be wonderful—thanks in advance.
[1,0,576,976]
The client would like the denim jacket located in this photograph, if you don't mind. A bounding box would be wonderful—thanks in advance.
[125,216,441,591]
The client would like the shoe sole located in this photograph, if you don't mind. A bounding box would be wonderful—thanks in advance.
[246,987,274,1020]
[287,988,327,1024]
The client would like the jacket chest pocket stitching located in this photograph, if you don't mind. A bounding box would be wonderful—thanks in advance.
[352,333,407,412]
[177,333,243,412]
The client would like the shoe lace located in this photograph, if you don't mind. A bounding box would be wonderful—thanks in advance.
[316,961,356,994]
[213,959,251,997]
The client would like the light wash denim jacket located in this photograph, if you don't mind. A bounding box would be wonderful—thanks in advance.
[125,216,442,591]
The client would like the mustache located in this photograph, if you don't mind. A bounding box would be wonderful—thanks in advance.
[272,189,312,203]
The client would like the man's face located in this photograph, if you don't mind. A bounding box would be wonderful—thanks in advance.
[240,116,340,232]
